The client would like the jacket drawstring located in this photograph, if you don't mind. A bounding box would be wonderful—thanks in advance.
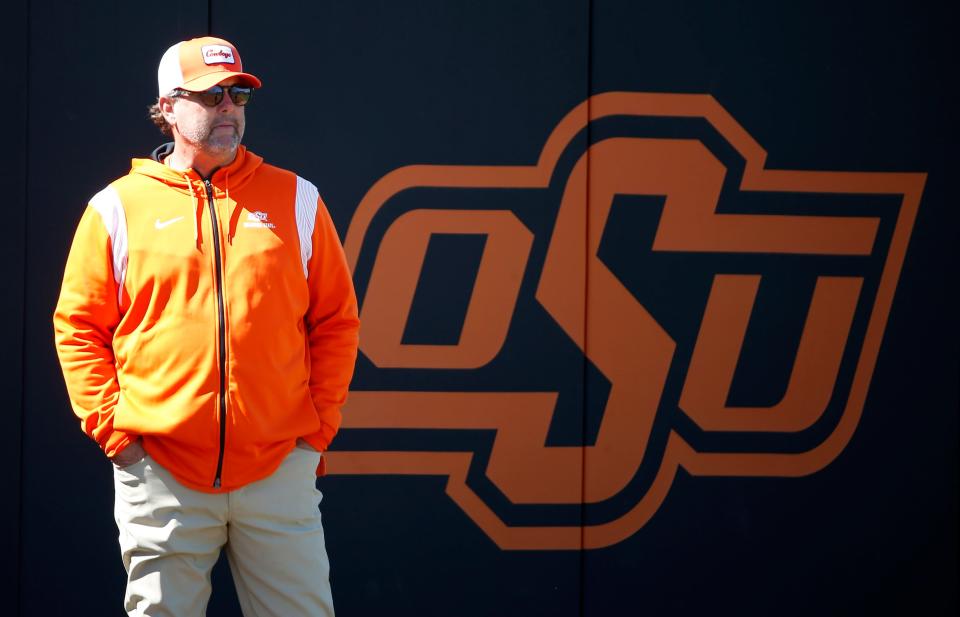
[225,172,234,245]
[225,172,245,245]
[188,175,203,250]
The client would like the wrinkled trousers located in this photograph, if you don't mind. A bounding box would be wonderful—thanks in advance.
[113,447,335,617]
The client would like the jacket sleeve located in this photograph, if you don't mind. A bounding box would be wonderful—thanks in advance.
[53,205,137,458]
[299,197,361,452]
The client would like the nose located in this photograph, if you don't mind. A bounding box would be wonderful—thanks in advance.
[217,94,237,112]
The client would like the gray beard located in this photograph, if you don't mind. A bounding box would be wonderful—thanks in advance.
[179,123,244,157]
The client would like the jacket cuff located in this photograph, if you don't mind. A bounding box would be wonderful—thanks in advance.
[104,431,138,459]
[300,428,332,453]
[301,424,338,476]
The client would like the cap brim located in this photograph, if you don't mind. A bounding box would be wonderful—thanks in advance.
[180,71,262,92]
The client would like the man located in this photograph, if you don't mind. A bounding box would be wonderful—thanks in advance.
[53,36,359,616]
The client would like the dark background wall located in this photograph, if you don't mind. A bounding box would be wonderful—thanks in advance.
[2,1,956,615]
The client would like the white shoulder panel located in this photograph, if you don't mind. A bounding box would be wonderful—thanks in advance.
[294,176,319,278]
[89,185,128,302]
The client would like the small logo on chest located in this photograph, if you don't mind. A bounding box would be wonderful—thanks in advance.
[243,211,276,229]
[155,216,184,230]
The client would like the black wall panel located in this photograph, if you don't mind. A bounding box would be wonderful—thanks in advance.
[1,0,28,608]
[11,0,957,615]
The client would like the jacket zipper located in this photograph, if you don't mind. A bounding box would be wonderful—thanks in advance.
[204,179,228,489]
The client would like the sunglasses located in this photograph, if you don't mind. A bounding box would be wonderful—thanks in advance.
[172,85,254,107]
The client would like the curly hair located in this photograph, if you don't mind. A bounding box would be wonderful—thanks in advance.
[147,101,173,136]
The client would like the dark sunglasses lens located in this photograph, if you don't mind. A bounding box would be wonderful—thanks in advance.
[198,87,225,107]
[185,85,251,107]
[228,87,252,106]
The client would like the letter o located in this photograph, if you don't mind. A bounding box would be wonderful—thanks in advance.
[360,209,533,369]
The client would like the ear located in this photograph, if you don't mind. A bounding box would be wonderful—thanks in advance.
[158,96,177,125]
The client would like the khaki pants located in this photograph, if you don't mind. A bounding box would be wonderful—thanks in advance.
[113,447,335,617]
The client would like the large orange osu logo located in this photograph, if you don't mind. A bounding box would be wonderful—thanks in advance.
[330,92,925,550]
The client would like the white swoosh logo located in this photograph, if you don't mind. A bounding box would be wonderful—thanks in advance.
[155,216,184,230]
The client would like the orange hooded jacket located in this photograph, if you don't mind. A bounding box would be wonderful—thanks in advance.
[54,145,360,492]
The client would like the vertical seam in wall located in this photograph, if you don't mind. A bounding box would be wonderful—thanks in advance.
[579,1,593,616]
[16,0,31,613]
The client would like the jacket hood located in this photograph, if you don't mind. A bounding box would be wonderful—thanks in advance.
[130,143,263,193]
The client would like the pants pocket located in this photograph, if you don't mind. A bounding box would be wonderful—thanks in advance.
[113,455,150,506]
